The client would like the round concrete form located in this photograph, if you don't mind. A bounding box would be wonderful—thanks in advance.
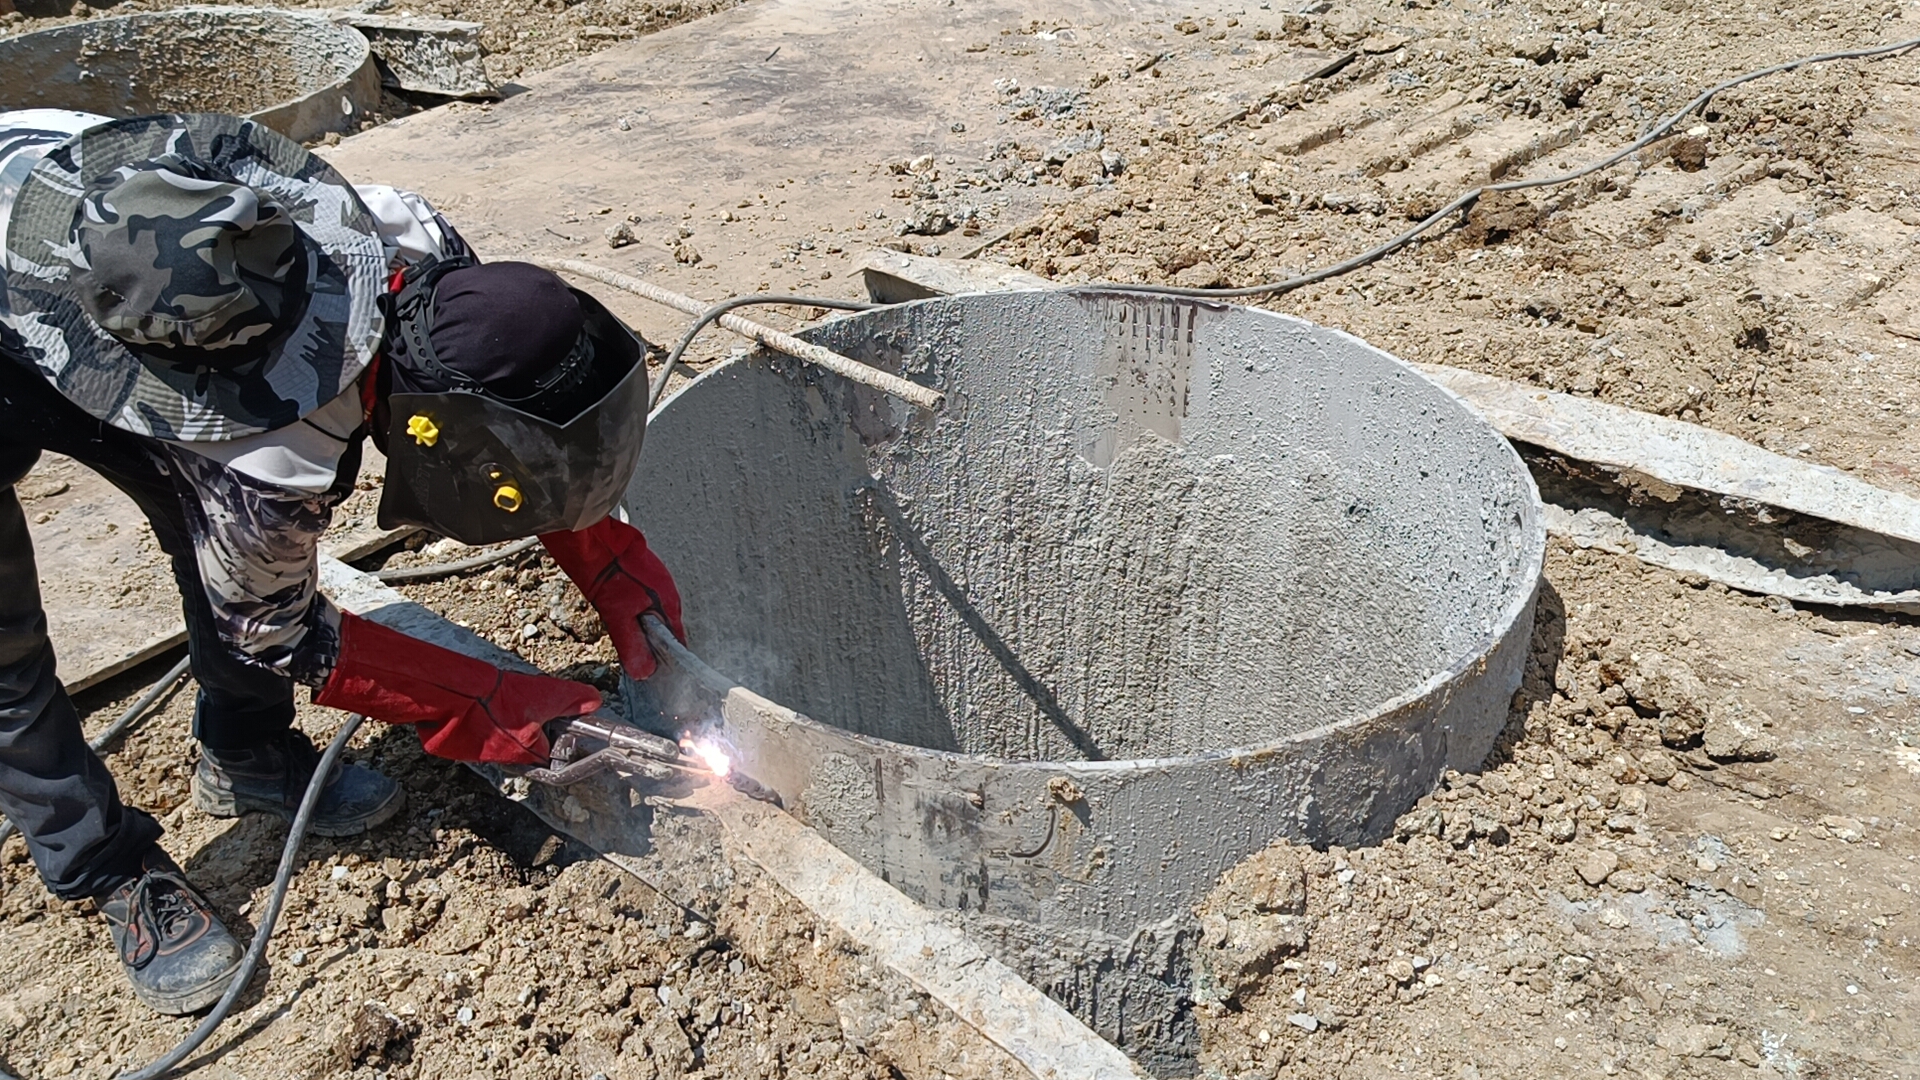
[629,291,1545,1069]
[0,6,378,144]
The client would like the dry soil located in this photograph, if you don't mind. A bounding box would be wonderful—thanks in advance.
[4,1,1920,1079]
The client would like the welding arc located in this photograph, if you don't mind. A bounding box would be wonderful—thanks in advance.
[1100,35,1920,300]
[653,294,880,411]
[0,653,192,850]
[0,713,365,1080]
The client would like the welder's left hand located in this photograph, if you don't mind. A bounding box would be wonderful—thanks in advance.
[539,516,685,680]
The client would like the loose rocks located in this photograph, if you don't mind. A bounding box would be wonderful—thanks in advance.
[1573,847,1618,887]
[1621,651,1710,747]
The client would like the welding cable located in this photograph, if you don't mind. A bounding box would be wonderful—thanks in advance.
[111,712,366,1080]
[651,294,880,410]
[0,653,193,850]
[374,535,542,584]
[1095,34,1920,300]
[110,712,365,1080]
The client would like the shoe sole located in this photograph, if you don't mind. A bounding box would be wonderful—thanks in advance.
[129,952,246,1016]
[193,778,405,838]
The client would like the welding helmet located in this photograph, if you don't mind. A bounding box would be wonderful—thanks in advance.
[374,256,649,545]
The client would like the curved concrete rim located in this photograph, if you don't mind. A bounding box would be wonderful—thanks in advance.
[0,6,378,145]
[652,294,1548,778]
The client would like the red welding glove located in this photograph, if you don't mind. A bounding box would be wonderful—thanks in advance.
[539,516,685,680]
[314,611,601,766]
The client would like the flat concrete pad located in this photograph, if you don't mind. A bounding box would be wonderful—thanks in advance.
[316,0,1220,341]
[18,455,182,694]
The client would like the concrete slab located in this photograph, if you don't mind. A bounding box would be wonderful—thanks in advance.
[19,455,182,695]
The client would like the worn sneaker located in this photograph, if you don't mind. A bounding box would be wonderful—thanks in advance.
[193,730,403,837]
[96,848,245,1015]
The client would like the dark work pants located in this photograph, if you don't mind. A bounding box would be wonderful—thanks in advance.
[0,363,297,899]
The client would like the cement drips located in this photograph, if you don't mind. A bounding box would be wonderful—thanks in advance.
[628,291,1544,1067]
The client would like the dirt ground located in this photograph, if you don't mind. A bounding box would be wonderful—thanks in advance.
[5,0,1920,1078]
[0,543,926,1080]
[970,2,1920,1076]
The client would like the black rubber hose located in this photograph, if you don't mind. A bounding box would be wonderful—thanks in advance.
[0,653,192,849]
[113,713,367,1080]
[374,535,541,584]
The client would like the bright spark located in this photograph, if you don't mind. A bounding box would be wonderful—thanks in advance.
[681,737,732,778]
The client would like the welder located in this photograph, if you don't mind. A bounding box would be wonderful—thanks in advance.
[0,112,681,1014]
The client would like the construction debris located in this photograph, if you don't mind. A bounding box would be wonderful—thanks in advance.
[855,250,1050,303]
[332,13,496,99]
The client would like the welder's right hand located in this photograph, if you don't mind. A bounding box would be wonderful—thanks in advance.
[314,611,600,766]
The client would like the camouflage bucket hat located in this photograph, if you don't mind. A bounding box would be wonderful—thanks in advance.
[1,114,385,442]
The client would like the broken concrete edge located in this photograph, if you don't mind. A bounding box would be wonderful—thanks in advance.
[1416,365,1920,611]
[332,11,498,99]
[857,250,1920,613]
[854,250,1051,304]
[314,554,1151,1080]
[1413,364,1920,547]
[1542,502,1920,614]
[64,629,193,697]
[333,12,484,33]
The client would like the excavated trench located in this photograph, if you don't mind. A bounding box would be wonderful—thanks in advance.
[629,291,1545,1072]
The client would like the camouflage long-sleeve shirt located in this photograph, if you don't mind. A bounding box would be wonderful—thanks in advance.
[158,186,471,686]
[0,110,468,686]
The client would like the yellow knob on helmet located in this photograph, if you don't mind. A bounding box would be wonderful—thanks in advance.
[406,414,440,447]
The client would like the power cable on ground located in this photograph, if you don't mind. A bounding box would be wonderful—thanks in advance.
[373,535,542,584]
[1093,35,1920,300]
